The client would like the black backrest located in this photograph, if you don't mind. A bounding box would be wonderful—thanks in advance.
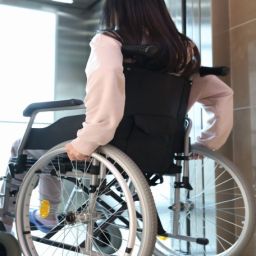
[111,66,191,174]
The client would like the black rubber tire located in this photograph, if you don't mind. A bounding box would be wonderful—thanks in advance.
[0,232,21,256]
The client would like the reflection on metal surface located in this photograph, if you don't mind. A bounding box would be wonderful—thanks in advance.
[0,0,102,103]
[165,0,182,32]
[164,1,215,254]
[166,0,212,66]
[52,0,73,3]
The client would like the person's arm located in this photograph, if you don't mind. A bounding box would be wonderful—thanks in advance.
[66,34,125,160]
[188,74,234,150]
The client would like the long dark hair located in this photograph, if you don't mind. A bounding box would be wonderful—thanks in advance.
[100,0,200,76]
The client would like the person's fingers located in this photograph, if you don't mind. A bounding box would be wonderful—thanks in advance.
[190,152,204,160]
[65,143,89,161]
[65,143,72,154]
[67,152,88,161]
[75,153,88,161]
[67,152,75,161]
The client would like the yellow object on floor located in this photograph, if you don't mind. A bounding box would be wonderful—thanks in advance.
[157,235,168,241]
[39,200,50,219]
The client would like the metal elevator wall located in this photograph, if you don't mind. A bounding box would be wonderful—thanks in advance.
[166,0,212,144]
[0,0,101,102]
[0,0,212,103]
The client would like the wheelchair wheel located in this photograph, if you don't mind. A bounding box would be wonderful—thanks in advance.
[99,145,158,255]
[153,144,255,256]
[15,144,157,256]
[0,232,21,256]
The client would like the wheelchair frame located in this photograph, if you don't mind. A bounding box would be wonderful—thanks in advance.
[0,93,255,255]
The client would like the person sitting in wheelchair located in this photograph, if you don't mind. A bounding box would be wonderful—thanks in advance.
[3,0,233,234]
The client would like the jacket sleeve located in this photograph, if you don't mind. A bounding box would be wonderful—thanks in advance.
[188,74,234,150]
[71,34,125,155]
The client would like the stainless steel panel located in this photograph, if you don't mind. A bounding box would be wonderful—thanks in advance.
[0,0,101,103]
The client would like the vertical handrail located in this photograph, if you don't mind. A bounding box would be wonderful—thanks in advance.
[181,0,187,35]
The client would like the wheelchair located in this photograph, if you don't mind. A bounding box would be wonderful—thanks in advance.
[1,98,157,256]
[0,47,255,256]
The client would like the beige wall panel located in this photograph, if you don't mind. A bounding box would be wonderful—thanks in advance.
[229,0,256,28]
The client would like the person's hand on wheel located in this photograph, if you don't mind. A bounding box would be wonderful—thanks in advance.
[190,152,204,160]
[190,143,205,160]
[65,143,89,161]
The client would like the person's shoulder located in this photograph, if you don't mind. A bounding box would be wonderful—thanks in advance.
[90,31,122,48]
[98,29,123,42]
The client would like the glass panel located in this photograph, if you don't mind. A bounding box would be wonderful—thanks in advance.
[161,1,217,254]
[165,1,183,32]
[0,5,56,123]
[0,5,56,174]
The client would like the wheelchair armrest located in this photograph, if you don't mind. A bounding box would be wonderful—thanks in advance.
[23,99,84,117]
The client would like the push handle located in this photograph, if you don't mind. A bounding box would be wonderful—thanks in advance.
[199,66,230,77]
[122,45,230,77]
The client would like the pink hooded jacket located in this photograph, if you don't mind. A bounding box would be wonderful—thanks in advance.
[71,34,233,155]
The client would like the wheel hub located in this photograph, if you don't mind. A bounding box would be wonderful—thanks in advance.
[169,200,194,212]
[65,211,103,224]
